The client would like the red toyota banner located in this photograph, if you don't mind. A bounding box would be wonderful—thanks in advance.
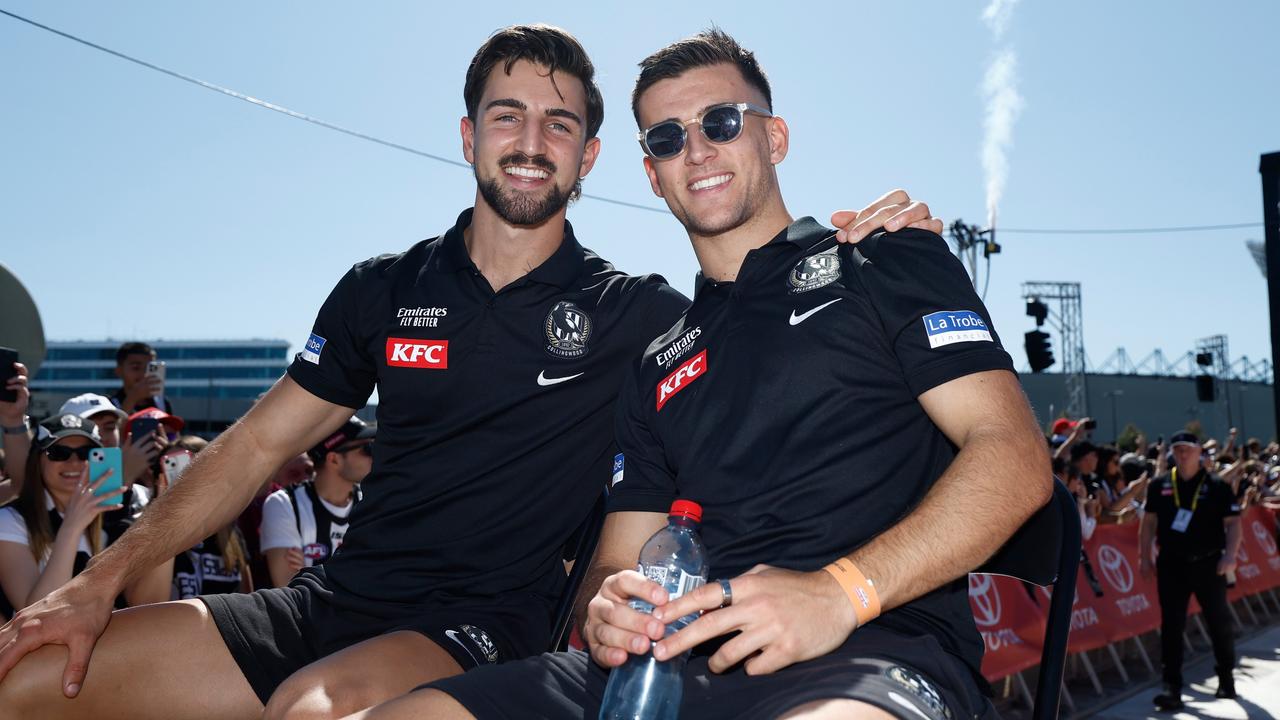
[1085,524,1164,639]
[969,573,1046,681]
[1229,507,1280,600]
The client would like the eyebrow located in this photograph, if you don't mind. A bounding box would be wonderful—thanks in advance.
[485,98,583,126]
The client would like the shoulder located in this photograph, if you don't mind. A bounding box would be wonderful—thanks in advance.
[262,488,296,514]
[346,238,438,285]
[0,505,30,544]
[851,228,952,262]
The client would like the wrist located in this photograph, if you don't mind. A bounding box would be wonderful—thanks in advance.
[1,415,29,434]
[813,569,859,633]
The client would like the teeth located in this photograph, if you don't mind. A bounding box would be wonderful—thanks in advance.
[689,174,731,191]
[505,166,549,179]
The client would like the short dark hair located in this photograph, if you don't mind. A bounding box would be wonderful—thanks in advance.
[115,341,155,366]
[463,24,604,140]
[631,28,773,126]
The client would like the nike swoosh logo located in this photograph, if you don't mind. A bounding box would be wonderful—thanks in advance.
[537,371,585,387]
[444,630,479,664]
[789,298,842,326]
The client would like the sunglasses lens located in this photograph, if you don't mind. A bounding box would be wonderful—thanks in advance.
[644,122,685,159]
[46,445,89,461]
[701,105,744,143]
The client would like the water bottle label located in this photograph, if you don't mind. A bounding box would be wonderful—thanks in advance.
[674,569,705,600]
[639,563,669,588]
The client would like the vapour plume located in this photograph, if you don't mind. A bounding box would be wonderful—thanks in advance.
[982,50,1022,229]
[980,0,1023,229]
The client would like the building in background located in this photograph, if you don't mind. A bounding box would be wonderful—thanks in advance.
[30,339,291,435]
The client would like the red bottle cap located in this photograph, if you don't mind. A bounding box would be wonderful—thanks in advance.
[669,499,702,523]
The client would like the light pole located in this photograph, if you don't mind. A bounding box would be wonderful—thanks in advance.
[1105,389,1124,443]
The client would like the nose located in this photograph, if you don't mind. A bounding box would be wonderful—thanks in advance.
[516,117,547,158]
[683,122,716,165]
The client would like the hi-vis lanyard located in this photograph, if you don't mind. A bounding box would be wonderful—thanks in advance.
[1171,468,1207,511]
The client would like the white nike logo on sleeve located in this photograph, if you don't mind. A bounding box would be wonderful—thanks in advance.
[788,298,843,326]
[537,371,585,387]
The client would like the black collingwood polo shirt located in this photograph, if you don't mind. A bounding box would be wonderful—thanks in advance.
[1144,469,1239,561]
[287,208,689,606]
[609,218,1014,680]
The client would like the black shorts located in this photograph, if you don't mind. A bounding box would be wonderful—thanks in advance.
[425,624,995,720]
[200,567,552,705]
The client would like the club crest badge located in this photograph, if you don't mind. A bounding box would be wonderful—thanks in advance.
[886,665,952,719]
[788,247,842,294]
[461,624,500,663]
[61,415,83,429]
[544,300,592,359]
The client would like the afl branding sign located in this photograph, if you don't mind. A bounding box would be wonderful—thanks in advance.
[544,301,592,358]
[788,246,842,294]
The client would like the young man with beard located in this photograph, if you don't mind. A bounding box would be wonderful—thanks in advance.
[360,30,1050,720]
[0,25,937,720]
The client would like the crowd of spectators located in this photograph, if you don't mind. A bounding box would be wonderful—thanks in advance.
[0,342,367,624]
[1050,417,1280,541]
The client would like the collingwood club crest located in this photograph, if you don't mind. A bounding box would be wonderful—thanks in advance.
[788,246,841,294]
[886,665,952,719]
[544,300,592,358]
[461,624,500,663]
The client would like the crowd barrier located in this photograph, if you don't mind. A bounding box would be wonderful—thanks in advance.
[970,507,1280,682]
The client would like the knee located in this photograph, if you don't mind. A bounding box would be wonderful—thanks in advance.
[264,671,368,720]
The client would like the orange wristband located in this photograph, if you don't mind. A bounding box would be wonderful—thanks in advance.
[822,558,880,626]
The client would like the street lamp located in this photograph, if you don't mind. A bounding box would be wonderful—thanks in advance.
[1104,389,1125,442]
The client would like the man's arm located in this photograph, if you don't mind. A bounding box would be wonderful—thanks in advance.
[0,362,31,496]
[1138,509,1157,578]
[1218,516,1242,576]
[576,511,669,669]
[0,375,354,695]
[653,369,1051,674]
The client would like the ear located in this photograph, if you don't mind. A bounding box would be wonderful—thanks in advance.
[643,156,664,198]
[766,116,789,165]
[578,136,602,179]
[461,116,476,165]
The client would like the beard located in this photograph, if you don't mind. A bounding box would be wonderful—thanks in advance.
[475,152,577,226]
[672,171,771,238]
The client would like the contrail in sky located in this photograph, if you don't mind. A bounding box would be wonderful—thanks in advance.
[981,0,1023,229]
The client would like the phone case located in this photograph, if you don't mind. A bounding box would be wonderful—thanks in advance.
[0,347,17,404]
[162,452,192,484]
[87,447,125,507]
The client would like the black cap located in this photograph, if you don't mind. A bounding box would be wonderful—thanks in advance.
[35,413,103,450]
[1169,431,1201,448]
[308,417,376,461]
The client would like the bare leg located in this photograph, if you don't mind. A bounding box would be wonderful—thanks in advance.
[263,630,463,720]
[0,599,261,720]
[339,688,474,720]
[778,699,898,719]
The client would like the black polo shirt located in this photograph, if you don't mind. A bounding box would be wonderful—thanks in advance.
[609,218,1015,680]
[286,208,689,606]
[1144,468,1239,562]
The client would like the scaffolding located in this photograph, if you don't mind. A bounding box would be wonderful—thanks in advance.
[1022,282,1088,418]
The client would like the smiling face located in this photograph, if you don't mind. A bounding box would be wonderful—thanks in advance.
[636,63,787,240]
[462,60,600,227]
[41,436,91,501]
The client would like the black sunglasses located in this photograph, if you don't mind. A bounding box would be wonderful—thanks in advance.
[637,102,773,160]
[45,444,93,462]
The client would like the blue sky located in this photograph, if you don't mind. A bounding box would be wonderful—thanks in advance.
[1,2,1275,376]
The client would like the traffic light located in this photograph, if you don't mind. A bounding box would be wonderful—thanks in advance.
[1024,330,1055,373]
[1195,374,1216,402]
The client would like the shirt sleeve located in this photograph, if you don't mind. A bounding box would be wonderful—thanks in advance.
[286,265,378,409]
[259,490,303,551]
[640,278,693,344]
[0,507,30,547]
[1219,480,1241,517]
[846,229,1015,397]
[607,361,679,516]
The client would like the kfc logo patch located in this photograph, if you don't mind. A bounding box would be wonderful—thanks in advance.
[656,350,707,411]
[386,338,448,369]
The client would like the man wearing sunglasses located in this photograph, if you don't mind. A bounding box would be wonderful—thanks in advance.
[0,25,942,720]
[260,418,374,588]
[374,29,1050,720]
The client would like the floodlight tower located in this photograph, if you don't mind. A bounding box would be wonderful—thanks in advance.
[1022,282,1088,419]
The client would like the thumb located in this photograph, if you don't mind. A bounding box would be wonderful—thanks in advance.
[62,636,93,698]
[830,209,859,229]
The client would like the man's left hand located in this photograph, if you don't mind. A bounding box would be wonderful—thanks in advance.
[831,189,943,244]
[651,564,856,675]
[1217,555,1237,577]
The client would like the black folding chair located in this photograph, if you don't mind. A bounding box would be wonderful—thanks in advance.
[977,478,1081,720]
[548,492,609,652]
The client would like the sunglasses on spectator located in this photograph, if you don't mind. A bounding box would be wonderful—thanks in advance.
[45,445,93,462]
[637,102,773,160]
[337,443,373,457]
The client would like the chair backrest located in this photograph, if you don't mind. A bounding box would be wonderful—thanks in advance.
[548,491,608,652]
[976,478,1081,720]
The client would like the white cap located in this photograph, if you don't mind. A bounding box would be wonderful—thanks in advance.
[59,393,129,422]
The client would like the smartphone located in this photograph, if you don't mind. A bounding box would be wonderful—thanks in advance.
[87,447,125,507]
[0,346,17,404]
[146,360,167,383]
[1083,419,1097,430]
[162,450,193,485]
[130,417,161,443]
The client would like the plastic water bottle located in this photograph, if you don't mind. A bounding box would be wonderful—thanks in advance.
[599,499,708,720]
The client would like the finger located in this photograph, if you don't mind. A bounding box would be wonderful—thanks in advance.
[62,635,94,698]
[653,579,728,623]
[88,468,114,491]
[835,205,899,245]
[654,606,742,661]
[906,218,945,235]
[742,564,774,576]
[882,200,933,232]
[604,571,667,606]
[706,627,771,674]
[0,620,44,685]
[593,596,665,640]
[590,615,657,656]
[588,636,630,669]
[743,644,792,676]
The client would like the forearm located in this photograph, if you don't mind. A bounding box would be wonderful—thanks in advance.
[83,421,282,593]
[26,532,82,606]
[124,556,175,606]
[1224,520,1242,559]
[575,561,628,642]
[1139,515,1156,563]
[845,427,1051,612]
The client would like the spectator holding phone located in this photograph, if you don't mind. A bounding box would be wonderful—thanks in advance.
[110,342,172,415]
[260,418,372,588]
[122,408,184,496]
[0,415,171,617]
[167,436,253,598]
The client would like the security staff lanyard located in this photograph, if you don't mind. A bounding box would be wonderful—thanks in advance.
[1169,467,1205,533]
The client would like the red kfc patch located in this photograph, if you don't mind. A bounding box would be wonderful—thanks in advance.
[386,338,448,369]
[657,350,707,411]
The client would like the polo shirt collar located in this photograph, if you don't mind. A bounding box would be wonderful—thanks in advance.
[692,216,833,296]
[425,208,585,290]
